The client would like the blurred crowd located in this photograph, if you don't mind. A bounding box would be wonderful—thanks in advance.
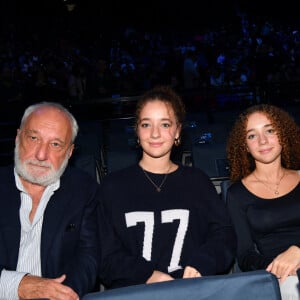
[1,12,300,106]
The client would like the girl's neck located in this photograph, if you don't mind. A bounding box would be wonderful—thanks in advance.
[139,158,174,174]
[254,164,285,181]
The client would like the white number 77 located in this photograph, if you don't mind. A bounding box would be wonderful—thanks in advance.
[125,209,189,273]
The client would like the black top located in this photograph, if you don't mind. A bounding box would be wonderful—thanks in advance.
[227,179,300,271]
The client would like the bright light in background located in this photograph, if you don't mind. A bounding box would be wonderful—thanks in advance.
[62,0,76,12]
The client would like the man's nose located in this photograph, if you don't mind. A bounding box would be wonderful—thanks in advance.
[35,143,49,160]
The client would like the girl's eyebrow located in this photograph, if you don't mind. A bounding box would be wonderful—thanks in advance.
[246,128,254,134]
[140,117,172,121]
[246,123,273,134]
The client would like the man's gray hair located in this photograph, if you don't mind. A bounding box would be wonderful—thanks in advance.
[20,102,79,143]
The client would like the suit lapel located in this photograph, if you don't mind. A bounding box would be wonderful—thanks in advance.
[0,166,22,267]
[40,177,71,272]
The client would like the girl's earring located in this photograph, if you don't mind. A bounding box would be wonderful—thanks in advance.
[174,137,181,147]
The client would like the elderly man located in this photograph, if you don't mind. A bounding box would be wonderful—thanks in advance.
[0,102,100,300]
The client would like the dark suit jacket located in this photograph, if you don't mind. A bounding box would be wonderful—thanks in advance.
[0,165,100,297]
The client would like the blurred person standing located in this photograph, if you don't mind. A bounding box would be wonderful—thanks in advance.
[183,50,200,90]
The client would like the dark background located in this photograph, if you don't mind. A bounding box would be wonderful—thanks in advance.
[1,0,299,35]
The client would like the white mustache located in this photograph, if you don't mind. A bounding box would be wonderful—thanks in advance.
[25,160,52,168]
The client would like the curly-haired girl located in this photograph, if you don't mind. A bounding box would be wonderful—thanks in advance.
[226,104,300,300]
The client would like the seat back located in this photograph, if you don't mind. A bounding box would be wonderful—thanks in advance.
[220,179,243,273]
[83,270,281,300]
[220,179,232,203]
[70,120,105,183]
[0,121,18,166]
[191,143,229,178]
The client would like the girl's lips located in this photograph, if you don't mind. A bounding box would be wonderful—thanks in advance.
[149,143,163,147]
[259,148,272,154]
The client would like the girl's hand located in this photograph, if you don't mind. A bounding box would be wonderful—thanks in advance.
[266,245,300,283]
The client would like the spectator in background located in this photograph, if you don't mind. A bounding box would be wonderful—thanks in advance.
[68,63,86,102]
[90,59,113,98]
[183,50,200,89]
[0,65,22,103]
[209,64,226,87]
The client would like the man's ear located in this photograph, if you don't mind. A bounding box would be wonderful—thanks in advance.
[69,144,75,158]
[15,129,21,144]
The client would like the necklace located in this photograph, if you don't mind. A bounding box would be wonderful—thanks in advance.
[141,165,171,192]
[253,171,285,195]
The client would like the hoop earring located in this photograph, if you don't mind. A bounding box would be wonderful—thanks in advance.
[174,137,181,147]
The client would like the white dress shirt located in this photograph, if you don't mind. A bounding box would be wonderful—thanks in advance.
[0,169,59,300]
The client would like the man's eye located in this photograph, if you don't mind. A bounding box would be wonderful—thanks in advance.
[29,135,38,141]
[50,142,62,148]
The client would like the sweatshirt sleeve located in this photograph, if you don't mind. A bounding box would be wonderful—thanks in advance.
[98,197,155,289]
[188,177,237,275]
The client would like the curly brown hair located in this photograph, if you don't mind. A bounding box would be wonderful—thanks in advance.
[226,104,300,182]
[135,85,186,129]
